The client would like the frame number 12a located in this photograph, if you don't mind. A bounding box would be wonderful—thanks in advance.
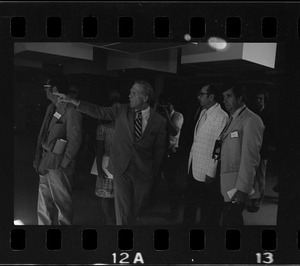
[113,252,144,264]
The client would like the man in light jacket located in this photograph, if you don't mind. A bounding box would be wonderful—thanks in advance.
[34,76,82,225]
[183,84,228,226]
[219,84,264,226]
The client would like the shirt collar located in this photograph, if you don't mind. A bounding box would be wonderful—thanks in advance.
[231,104,246,119]
[55,101,67,110]
[204,103,218,116]
[135,106,150,117]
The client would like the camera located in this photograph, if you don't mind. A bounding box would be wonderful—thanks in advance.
[155,104,168,112]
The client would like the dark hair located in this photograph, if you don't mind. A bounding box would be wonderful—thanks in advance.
[223,83,246,102]
[204,83,221,103]
[44,75,70,94]
[256,89,269,104]
[205,84,219,95]
[69,84,79,99]
[134,80,154,103]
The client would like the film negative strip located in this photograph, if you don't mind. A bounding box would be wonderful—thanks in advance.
[1,1,300,265]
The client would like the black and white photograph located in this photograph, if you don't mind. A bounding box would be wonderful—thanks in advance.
[2,1,300,265]
[13,41,286,227]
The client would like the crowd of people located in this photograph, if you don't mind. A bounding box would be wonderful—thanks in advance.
[33,74,278,226]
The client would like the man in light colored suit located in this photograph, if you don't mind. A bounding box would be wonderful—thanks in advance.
[33,76,82,225]
[183,84,228,225]
[219,84,264,226]
[55,81,166,225]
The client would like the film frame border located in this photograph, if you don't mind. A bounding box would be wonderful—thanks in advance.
[1,1,300,265]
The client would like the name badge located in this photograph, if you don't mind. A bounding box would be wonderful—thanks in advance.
[231,131,239,138]
[53,112,62,119]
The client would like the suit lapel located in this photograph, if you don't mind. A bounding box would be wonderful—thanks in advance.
[195,108,211,136]
[38,104,53,141]
[48,103,67,131]
[141,108,155,139]
[128,107,135,139]
[223,108,248,140]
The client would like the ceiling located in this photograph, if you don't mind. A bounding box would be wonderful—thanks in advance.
[14,41,285,87]
[86,42,193,54]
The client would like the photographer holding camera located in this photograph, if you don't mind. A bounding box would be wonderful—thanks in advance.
[155,93,184,220]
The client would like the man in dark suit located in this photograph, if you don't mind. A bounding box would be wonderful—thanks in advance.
[55,81,166,225]
[33,76,82,225]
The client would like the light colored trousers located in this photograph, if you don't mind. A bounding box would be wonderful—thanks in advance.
[37,168,73,225]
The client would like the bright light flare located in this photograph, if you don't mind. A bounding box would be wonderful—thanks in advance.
[208,37,228,50]
[14,219,24,225]
[184,33,191,41]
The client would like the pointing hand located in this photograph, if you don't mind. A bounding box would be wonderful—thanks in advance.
[52,92,78,106]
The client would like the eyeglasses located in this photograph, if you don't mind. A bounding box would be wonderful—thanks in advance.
[43,84,54,92]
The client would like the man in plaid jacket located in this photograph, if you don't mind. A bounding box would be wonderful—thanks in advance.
[183,84,228,226]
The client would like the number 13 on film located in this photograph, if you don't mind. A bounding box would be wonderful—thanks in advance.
[256,252,274,264]
[112,252,144,264]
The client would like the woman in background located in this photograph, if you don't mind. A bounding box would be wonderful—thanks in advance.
[92,90,121,225]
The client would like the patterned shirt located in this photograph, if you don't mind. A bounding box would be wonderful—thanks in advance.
[96,122,116,156]
[169,110,184,148]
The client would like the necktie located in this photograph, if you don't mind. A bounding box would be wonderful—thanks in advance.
[194,107,202,124]
[220,116,233,140]
[42,104,56,143]
[134,110,142,140]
